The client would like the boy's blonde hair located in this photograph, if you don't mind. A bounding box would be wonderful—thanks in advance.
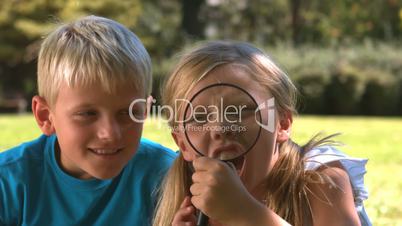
[154,41,337,226]
[37,15,152,106]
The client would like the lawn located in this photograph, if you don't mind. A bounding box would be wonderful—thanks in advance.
[1,114,401,225]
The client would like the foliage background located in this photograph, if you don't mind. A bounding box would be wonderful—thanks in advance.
[0,0,402,115]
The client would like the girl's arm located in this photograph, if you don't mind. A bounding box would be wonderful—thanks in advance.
[307,161,361,226]
[227,201,291,226]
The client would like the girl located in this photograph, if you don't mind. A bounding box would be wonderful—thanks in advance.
[153,41,371,226]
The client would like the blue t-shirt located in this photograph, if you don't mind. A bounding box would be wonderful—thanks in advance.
[0,134,177,226]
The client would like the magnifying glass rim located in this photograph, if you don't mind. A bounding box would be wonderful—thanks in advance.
[182,82,262,159]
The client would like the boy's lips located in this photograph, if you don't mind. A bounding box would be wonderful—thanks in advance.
[88,148,124,155]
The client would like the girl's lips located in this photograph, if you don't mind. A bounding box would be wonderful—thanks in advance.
[212,143,245,160]
[210,143,246,175]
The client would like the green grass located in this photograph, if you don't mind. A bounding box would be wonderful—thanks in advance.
[1,114,401,225]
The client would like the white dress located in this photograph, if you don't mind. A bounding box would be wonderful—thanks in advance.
[304,146,372,226]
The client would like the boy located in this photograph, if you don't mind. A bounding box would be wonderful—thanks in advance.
[0,16,176,225]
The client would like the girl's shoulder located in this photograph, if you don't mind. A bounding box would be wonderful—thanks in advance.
[303,145,372,226]
[303,145,368,201]
[303,145,367,173]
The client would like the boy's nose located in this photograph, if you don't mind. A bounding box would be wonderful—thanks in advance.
[97,118,122,142]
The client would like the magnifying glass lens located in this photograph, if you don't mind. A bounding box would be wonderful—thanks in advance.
[183,83,262,161]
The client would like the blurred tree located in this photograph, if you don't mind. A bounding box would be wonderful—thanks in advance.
[198,0,402,45]
[299,0,402,44]
[134,0,182,99]
[181,0,205,39]
[0,0,142,100]
[290,0,302,46]
[200,0,291,45]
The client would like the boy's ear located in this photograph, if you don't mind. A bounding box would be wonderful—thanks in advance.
[32,95,55,136]
[276,111,293,144]
[171,130,193,161]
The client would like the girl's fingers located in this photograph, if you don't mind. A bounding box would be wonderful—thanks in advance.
[190,195,208,214]
[180,196,192,208]
[191,171,213,184]
[189,182,205,197]
[172,196,197,226]
[192,157,223,172]
[172,207,196,226]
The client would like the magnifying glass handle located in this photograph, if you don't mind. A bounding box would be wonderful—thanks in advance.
[197,211,209,226]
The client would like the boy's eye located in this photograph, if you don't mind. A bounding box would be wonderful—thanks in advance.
[128,108,145,120]
[75,111,97,117]
[119,110,130,115]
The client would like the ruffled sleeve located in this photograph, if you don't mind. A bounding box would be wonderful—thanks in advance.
[303,146,372,226]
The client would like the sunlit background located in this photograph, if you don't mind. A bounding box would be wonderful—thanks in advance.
[0,0,401,225]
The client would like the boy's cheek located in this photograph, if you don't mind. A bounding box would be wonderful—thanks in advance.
[122,122,144,137]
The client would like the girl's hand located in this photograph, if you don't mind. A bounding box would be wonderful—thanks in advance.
[172,196,197,226]
[190,157,262,226]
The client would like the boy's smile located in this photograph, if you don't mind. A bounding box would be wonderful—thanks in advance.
[48,82,145,180]
[89,147,123,155]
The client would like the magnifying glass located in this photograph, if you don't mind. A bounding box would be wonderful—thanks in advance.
[182,83,262,226]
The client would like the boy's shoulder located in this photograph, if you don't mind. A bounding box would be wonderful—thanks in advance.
[135,138,177,163]
[0,134,49,168]
[127,138,177,176]
[0,135,50,211]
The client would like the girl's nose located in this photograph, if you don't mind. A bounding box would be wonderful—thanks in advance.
[210,128,223,140]
[209,121,234,141]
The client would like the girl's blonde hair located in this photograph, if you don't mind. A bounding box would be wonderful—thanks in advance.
[154,41,337,226]
[37,15,152,106]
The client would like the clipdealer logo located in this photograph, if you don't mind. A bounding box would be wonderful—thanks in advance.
[129,85,275,133]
